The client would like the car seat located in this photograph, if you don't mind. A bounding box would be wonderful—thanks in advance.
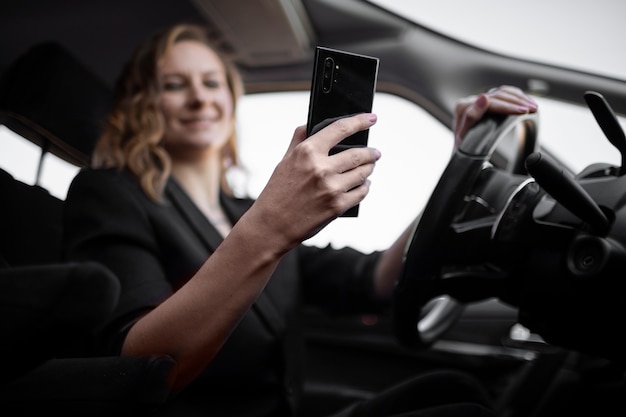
[0,42,175,416]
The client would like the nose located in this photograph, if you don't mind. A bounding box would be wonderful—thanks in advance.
[188,82,210,108]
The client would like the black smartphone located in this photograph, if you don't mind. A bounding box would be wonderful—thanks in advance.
[306,46,379,216]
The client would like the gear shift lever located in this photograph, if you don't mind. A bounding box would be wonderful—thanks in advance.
[584,91,626,175]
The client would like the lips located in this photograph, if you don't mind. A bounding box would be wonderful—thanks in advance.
[181,118,213,129]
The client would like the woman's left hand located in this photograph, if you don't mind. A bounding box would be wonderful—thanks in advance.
[453,85,538,149]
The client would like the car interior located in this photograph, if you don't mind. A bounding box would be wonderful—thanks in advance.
[1,1,626,416]
[0,41,176,415]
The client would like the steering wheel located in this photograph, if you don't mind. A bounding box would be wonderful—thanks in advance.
[393,111,539,348]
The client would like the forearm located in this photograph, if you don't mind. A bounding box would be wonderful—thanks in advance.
[373,221,415,300]
[121,207,288,392]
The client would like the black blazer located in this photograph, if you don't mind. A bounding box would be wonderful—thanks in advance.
[63,168,383,416]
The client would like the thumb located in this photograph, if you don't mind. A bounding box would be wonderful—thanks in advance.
[454,94,489,148]
[284,124,308,155]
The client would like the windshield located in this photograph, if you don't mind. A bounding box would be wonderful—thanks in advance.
[369,0,626,81]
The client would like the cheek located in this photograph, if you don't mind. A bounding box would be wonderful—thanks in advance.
[218,91,235,120]
[159,95,181,120]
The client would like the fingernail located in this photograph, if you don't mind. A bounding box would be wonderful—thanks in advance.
[476,94,488,109]
[367,113,378,123]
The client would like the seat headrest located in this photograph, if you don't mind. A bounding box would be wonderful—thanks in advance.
[0,42,113,166]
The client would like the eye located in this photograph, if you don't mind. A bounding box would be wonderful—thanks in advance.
[162,81,185,91]
[203,79,221,89]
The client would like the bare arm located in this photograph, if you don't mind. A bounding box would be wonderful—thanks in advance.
[121,113,380,392]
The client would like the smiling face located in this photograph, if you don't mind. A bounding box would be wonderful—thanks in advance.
[157,40,235,160]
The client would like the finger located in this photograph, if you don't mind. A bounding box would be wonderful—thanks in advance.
[455,93,489,143]
[309,113,378,152]
[331,146,381,174]
[452,95,478,136]
[342,178,372,212]
[284,124,309,155]
[329,150,379,214]
[335,153,377,187]
[483,96,538,115]
[487,85,538,110]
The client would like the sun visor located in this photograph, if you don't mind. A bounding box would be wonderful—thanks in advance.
[0,42,112,167]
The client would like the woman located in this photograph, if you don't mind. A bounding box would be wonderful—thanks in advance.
[63,23,537,417]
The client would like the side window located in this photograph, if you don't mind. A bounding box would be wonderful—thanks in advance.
[236,92,626,253]
[236,91,453,252]
[0,125,80,200]
[3,90,622,251]
[1,90,455,254]
[0,125,41,185]
[533,96,624,174]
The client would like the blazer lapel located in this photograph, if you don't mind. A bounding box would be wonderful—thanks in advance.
[164,178,224,252]
[218,192,286,335]
[165,178,286,336]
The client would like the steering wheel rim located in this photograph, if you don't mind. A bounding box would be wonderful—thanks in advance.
[393,111,539,348]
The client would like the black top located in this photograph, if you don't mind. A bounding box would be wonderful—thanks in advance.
[62,167,385,416]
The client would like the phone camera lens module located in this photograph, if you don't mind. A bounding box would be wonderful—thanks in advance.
[322,57,334,93]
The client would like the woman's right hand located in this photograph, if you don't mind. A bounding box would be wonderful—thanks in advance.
[251,113,380,251]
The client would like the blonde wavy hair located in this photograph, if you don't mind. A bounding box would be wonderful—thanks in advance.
[92,23,245,201]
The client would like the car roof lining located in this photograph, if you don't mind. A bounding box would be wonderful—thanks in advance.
[1,0,626,138]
